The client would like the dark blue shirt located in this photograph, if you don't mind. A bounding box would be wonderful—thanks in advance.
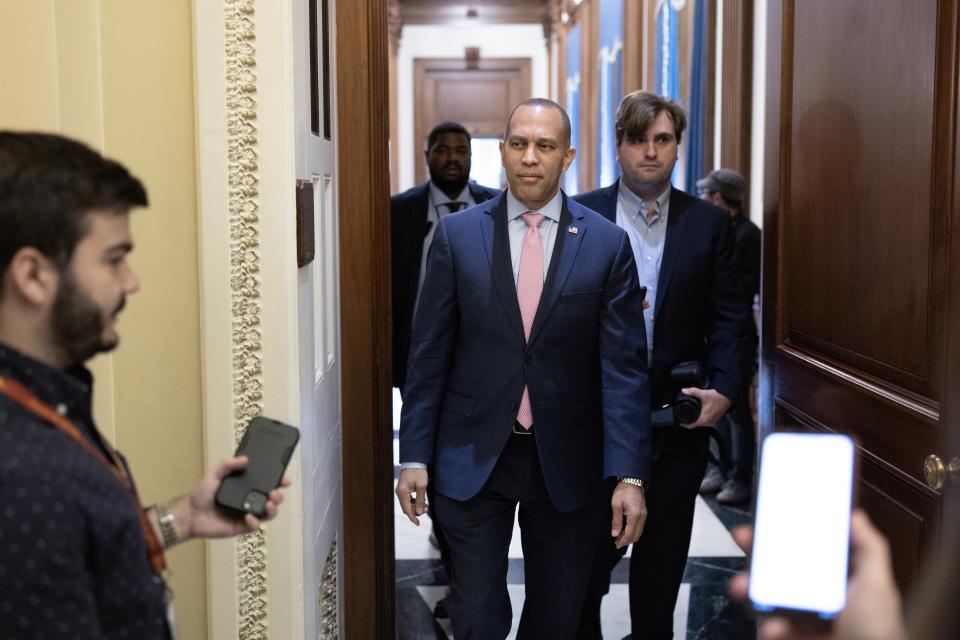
[0,343,169,639]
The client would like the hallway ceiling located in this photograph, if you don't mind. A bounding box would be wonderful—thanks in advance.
[397,0,551,26]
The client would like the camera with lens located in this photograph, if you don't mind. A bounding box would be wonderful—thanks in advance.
[651,361,705,428]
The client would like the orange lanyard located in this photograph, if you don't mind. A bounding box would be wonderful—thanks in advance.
[0,374,167,574]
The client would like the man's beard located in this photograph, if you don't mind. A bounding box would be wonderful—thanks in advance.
[51,269,123,366]
[429,166,469,196]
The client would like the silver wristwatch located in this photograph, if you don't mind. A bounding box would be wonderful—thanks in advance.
[155,502,181,549]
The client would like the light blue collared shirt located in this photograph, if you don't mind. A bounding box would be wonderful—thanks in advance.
[505,188,562,284]
[616,183,671,357]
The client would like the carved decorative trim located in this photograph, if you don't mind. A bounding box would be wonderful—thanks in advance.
[320,538,339,639]
[225,1,267,638]
[388,0,403,54]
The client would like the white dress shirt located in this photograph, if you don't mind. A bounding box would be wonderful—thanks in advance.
[412,182,477,317]
[505,188,562,283]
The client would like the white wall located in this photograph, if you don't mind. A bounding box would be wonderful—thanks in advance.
[396,23,549,191]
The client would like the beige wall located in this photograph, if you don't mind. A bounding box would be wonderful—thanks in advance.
[0,1,208,637]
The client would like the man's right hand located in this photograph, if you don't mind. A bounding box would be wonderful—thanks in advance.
[395,468,429,525]
[728,510,907,640]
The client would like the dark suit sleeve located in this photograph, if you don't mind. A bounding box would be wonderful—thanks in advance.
[599,231,652,482]
[397,218,459,465]
[742,226,761,300]
[707,217,750,403]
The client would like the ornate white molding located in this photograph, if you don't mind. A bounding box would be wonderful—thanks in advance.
[320,539,339,639]
[225,0,267,637]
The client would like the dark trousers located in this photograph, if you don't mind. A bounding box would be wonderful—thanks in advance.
[582,427,710,640]
[713,338,757,483]
[426,468,451,566]
[714,388,755,483]
[435,431,605,640]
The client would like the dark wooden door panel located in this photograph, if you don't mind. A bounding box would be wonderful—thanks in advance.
[773,402,940,592]
[434,71,515,124]
[765,0,960,591]
[774,355,938,485]
[783,0,941,393]
[858,456,939,594]
[413,57,531,184]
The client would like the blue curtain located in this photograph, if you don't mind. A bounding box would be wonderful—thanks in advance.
[685,0,707,193]
[597,0,624,188]
[565,24,582,195]
[655,1,680,101]
[655,0,680,184]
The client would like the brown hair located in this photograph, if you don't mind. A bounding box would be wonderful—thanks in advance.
[0,131,147,272]
[615,90,687,146]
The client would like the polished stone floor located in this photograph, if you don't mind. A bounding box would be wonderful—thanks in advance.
[393,390,756,639]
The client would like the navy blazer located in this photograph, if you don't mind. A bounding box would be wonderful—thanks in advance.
[574,182,746,406]
[399,192,651,512]
[391,181,500,391]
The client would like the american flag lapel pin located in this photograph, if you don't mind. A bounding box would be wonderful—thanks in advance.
[568,226,579,234]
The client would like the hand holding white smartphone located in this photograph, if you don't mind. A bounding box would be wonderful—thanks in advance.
[749,432,856,620]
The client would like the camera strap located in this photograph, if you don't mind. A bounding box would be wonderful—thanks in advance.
[0,374,167,574]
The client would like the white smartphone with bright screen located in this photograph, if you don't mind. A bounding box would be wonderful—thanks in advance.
[749,432,855,619]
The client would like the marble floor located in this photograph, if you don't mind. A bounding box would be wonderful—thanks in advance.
[393,390,756,639]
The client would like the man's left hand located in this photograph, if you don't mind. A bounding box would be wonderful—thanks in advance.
[161,456,291,545]
[679,387,732,428]
[611,483,647,549]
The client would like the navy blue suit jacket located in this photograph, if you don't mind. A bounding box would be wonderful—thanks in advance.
[574,182,746,406]
[398,191,651,512]
[391,181,500,391]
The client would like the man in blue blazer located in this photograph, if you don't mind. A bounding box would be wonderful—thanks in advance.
[391,122,500,620]
[574,91,749,640]
[396,99,651,639]
[391,122,500,393]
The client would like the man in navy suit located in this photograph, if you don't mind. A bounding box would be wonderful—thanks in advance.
[574,91,748,640]
[396,99,651,639]
[391,122,500,619]
[391,122,500,393]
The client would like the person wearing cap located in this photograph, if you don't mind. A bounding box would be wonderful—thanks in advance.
[573,91,749,639]
[696,169,761,506]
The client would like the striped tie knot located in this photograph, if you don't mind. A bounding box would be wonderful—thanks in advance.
[521,212,544,228]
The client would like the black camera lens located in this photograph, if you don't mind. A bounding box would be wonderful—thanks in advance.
[673,395,702,424]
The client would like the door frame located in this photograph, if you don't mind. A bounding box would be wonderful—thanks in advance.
[336,1,395,638]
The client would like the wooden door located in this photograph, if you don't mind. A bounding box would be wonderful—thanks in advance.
[295,0,343,636]
[413,57,531,184]
[762,0,960,593]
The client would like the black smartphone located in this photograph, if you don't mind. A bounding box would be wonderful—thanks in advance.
[749,432,856,621]
[638,285,647,301]
[215,416,300,517]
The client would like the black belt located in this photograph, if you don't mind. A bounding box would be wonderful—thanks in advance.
[512,421,534,435]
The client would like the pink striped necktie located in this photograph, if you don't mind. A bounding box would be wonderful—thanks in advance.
[516,212,545,429]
